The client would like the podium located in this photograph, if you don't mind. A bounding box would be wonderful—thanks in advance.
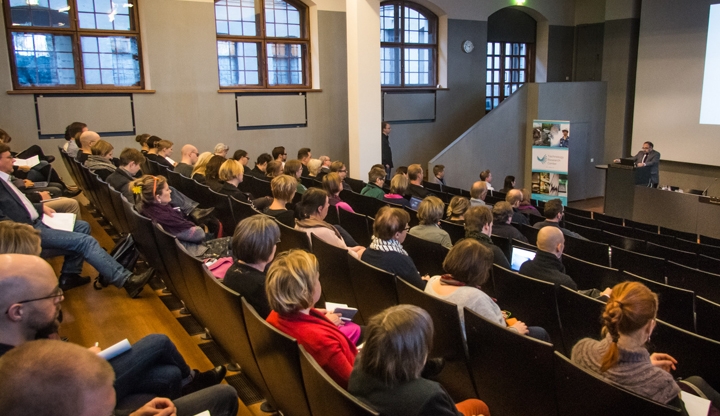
[599,164,652,219]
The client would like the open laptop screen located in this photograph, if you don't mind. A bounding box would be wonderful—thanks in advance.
[510,246,536,271]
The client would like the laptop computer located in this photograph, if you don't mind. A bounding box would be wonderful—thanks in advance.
[510,246,536,271]
[409,197,423,210]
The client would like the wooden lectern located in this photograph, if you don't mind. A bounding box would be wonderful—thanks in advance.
[599,164,651,219]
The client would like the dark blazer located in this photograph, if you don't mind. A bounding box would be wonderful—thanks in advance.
[633,149,660,184]
[381,133,393,168]
[146,153,174,170]
[512,208,529,225]
[0,180,41,224]
[406,183,434,199]
[301,163,310,177]
[492,223,528,243]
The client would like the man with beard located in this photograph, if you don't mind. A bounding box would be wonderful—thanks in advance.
[0,254,231,413]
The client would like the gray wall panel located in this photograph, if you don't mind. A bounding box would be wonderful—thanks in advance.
[548,25,575,82]
[574,23,604,81]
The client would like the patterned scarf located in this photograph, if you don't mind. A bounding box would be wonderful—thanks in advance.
[368,235,408,256]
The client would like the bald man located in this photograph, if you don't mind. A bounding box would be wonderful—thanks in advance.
[0,339,239,416]
[76,131,100,164]
[518,227,577,289]
[175,145,199,178]
[470,181,489,207]
[505,189,530,225]
[0,254,232,413]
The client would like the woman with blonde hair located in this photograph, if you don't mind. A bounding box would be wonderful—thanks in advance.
[189,152,211,183]
[265,250,361,389]
[572,281,720,412]
[131,175,207,256]
[307,158,322,177]
[446,196,469,224]
[382,174,410,208]
[263,174,297,228]
[348,304,490,416]
[217,159,271,209]
[85,139,116,181]
[409,196,452,249]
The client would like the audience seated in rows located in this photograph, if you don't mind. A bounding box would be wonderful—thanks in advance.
[265,250,361,389]
[85,139,116,181]
[203,155,226,192]
[499,175,515,194]
[191,151,214,183]
[265,160,283,178]
[272,146,287,166]
[75,130,100,165]
[295,188,365,258]
[432,164,445,186]
[470,181,490,208]
[284,159,307,195]
[246,153,272,179]
[361,166,387,200]
[307,158,322,177]
[131,175,207,257]
[135,133,151,154]
[348,304,490,416]
[572,281,720,412]
[409,196,453,249]
[383,174,410,207]
[214,143,229,158]
[361,207,424,289]
[464,205,511,269]
[479,169,494,191]
[406,164,433,199]
[316,156,331,181]
[217,159,271,210]
[446,196,469,224]
[533,198,586,239]
[298,147,312,177]
[505,189,530,225]
[0,254,231,414]
[264,174,296,228]
[517,188,541,217]
[0,143,152,295]
[492,201,528,242]
[323,172,355,213]
[175,144,199,177]
[63,121,87,157]
[223,215,279,318]
[329,160,351,190]
[150,139,177,170]
[232,149,249,166]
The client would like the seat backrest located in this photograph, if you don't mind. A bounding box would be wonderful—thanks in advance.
[310,234,362,323]
[665,260,720,304]
[423,181,442,192]
[611,246,666,283]
[563,212,597,228]
[165,169,183,189]
[126,208,168,280]
[394,278,476,401]
[402,233,449,277]
[564,206,592,218]
[696,296,720,342]
[338,209,371,247]
[520,223,539,245]
[622,271,695,332]
[251,177,273,198]
[529,213,546,226]
[175,239,213,327]
[339,189,364,213]
[601,231,647,253]
[151,223,194,305]
[647,242,698,268]
[347,255,398,322]
[555,286,605,355]
[564,221,603,242]
[651,319,720,389]
[490,234,512,261]
[298,345,379,416]
[492,265,565,353]
[659,226,697,242]
[593,212,623,225]
[635,228,677,247]
[276,222,311,253]
[207,189,235,237]
[108,187,131,235]
[698,243,720,260]
[464,308,557,416]
[699,254,720,274]
[564,234,609,266]
[345,177,366,193]
[324,204,340,225]
[202,278,276,408]
[440,220,465,244]
[625,218,659,233]
[700,234,720,246]
[597,220,637,239]
[242,299,312,416]
[403,206,419,228]
[561,253,624,290]
[229,196,262,223]
[553,352,681,416]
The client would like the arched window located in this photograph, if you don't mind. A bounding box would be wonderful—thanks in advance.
[215,0,309,89]
[380,1,437,88]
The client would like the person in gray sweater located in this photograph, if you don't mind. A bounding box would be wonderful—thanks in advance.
[409,196,453,249]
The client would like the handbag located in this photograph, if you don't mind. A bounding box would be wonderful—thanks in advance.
[94,235,140,290]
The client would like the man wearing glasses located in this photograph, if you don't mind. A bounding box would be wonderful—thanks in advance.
[0,254,234,414]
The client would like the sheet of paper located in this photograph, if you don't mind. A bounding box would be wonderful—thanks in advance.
[97,339,132,360]
[325,302,348,313]
[13,155,40,168]
[193,411,210,416]
[682,392,712,416]
[165,156,176,165]
[42,212,76,232]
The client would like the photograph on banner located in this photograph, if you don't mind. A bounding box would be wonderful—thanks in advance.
[532,121,570,147]
[531,172,568,203]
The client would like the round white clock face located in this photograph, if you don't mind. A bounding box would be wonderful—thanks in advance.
[463,40,474,53]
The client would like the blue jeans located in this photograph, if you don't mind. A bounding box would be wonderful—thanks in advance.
[170,186,199,216]
[36,219,130,286]
[528,326,551,343]
[111,334,192,401]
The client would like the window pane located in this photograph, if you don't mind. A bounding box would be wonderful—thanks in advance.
[266,43,303,85]
[12,32,76,86]
[80,36,140,86]
[403,6,432,44]
[215,0,258,36]
[9,0,70,27]
[381,47,401,86]
[380,4,398,43]
[265,0,302,39]
[77,0,135,30]
[486,42,492,55]
[486,85,491,96]
[486,98,492,111]
[217,40,260,86]
[404,47,431,86]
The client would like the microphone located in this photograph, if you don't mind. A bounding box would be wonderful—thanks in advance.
[703,178,718,196]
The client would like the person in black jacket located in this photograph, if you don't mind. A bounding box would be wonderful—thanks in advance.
[463,205,511,270]
[406,164,434,199]
[491,201,528,243]
[381,122,393,178]
[518,226,577,289]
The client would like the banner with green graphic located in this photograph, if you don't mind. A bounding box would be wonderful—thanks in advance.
[531,120,569,205]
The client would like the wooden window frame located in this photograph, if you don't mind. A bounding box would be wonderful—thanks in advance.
[380,0,438,89]
[215,0,311,90]
[3,0,144,91]
[485,41,535,112]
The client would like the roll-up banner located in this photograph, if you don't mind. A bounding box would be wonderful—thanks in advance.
[531,120,569,205]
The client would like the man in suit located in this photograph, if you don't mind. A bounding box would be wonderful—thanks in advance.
[633,141,660,187]
[381,122,393,178]
[0,143,153,295]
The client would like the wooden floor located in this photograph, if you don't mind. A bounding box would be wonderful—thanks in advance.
[48,196,266,416]
[568,196,604,213]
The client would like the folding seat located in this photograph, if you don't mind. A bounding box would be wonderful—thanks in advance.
[347,255,398,322]
[666,260,720,304]
[611,246,665,283]
[622,271,695,332]
[402,233,449,277]
[561,253,624,290]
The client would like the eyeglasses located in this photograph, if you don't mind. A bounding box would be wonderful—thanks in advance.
[6,287,64,314]
[404,226,410,232]
[339,169,347,173]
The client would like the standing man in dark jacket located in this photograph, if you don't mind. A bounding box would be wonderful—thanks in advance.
[381,122,393,178]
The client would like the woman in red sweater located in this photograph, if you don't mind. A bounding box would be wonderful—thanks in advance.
[265,250,359,389]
